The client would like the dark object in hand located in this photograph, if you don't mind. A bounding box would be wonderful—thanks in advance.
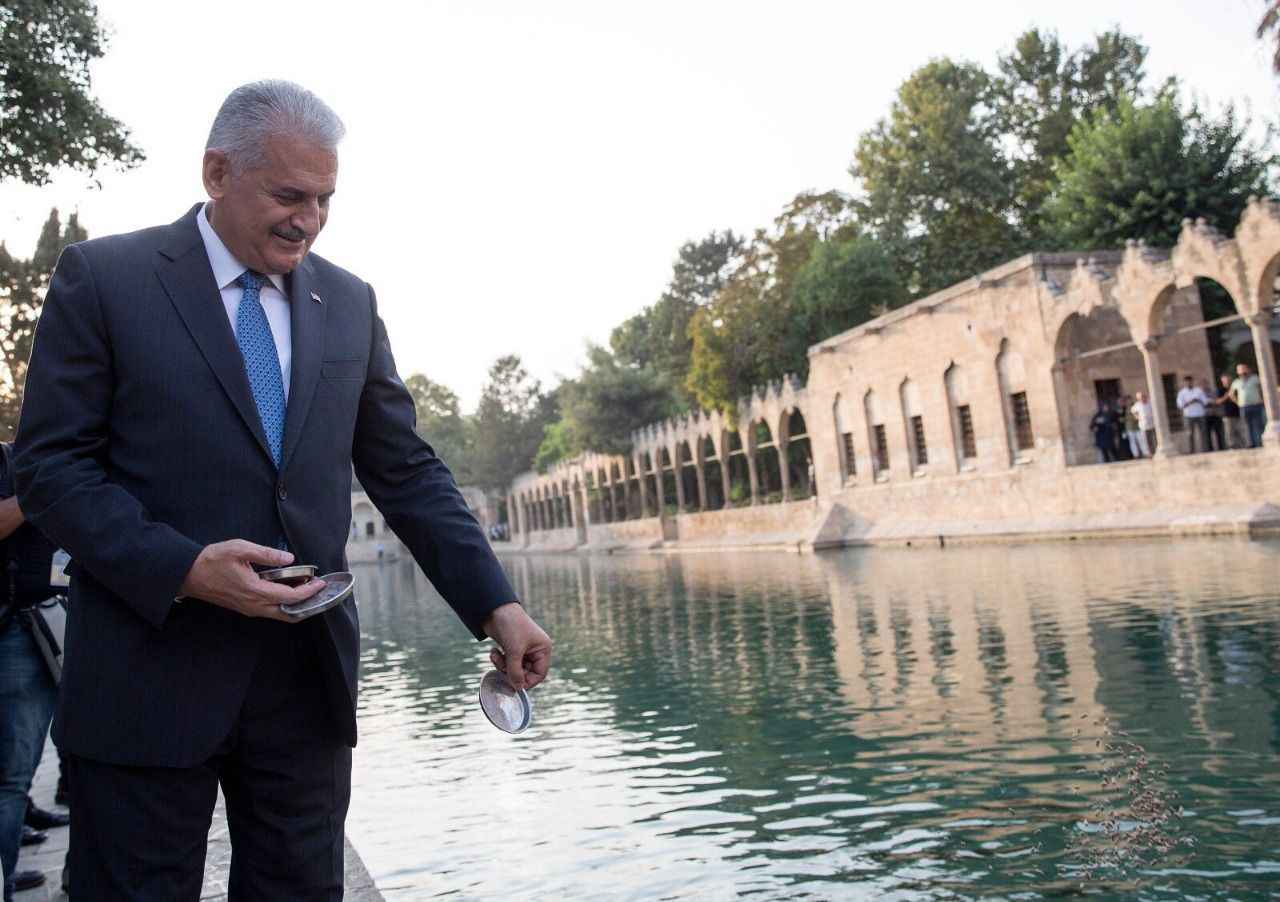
[258,564,317,587]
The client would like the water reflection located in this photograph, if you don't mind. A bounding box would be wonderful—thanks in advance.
[348,541,1280,899]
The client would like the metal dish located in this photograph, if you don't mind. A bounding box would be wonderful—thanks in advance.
[478,668,533,734]
[259,564,318,587]
[279,571,353,620]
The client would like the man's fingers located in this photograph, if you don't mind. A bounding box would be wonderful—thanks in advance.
[232,540,294,567]
[505,649,527,690]
[489,647,506,672]
[251,576,325,606]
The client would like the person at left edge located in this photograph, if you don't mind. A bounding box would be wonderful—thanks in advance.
[0,442,58,900]
[14,81,552,899]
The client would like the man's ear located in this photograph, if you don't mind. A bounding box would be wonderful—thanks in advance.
[202,150,232,200]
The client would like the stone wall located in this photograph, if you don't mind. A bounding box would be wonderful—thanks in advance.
[672,499,817,549]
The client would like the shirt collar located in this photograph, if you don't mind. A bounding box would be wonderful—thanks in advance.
[196,203,287,295]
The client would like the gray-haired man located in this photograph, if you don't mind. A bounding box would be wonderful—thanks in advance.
[15,81,551,899]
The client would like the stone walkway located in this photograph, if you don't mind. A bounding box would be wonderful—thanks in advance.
[15,740,382,900]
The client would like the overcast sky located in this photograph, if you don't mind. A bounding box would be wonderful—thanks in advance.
[2,0,1277,409]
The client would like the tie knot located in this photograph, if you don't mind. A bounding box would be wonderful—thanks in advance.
[237,269,265,292]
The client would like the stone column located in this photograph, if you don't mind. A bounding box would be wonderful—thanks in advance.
[777,417,793,502]
[670,445,686,512]
[744,429,761,505]
[693,443,709,511]
[716,435,732,509]
[1141,337,1179,459]
[652,453,667,517]
[1246,312,1280,446]
[635,454,652,518]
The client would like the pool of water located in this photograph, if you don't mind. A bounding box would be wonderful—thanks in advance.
[346,540,1280,899]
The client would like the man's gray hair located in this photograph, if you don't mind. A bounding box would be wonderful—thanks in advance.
[206,80,345,172]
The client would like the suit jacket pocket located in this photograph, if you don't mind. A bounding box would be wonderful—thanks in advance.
[321,359,365,381]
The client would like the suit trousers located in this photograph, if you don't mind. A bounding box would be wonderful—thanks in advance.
[66,620,351,901]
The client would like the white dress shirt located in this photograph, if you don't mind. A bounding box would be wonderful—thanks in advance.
[196,204,292,400]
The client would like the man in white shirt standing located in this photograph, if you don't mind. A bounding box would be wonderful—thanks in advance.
[1176,375,1209,454]
[1131,392,1155,457]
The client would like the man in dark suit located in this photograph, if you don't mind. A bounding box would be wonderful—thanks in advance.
[14,80,552,899]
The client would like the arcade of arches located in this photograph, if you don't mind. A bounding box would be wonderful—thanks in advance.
[507,202,1280,549]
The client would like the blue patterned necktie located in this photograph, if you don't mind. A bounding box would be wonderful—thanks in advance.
[235,270,286,468]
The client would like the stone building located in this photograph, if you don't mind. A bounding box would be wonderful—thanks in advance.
[508,201,1280,550]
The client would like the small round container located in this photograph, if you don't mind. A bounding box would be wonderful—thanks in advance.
[478,669,533,734]
[259,564,318,587]
[279,572,354,620]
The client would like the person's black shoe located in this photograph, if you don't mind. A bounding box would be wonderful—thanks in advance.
[25,798,70,829]
[20,825,47,847]
[13,869,46,891]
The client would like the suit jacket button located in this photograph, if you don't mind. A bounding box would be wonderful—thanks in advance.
[277,484,287,501]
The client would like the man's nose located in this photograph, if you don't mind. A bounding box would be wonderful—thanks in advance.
[292,200,322,236]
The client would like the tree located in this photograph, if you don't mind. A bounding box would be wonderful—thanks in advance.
[559,345,674,455]
[852,58,1022,297]
[0,208,88,439]
[610,230,744,410]
[534,419,577,473]
[1259,2,1280,74]
[1044,93,1275,250]
[0,0,144,185]
[790,235,907,348]
[993,28,1148,237]
[686,192,855,417]
[403,373,473,483]
[469,355,556,491]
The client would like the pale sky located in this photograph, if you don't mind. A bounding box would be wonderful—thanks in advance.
[2,0,1277,409]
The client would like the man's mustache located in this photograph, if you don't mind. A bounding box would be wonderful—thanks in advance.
[273,227,309,242]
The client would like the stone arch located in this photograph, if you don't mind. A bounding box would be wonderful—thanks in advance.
[864,389,888,479]
[657,448,676,514]
[899,377,926,474]
[833,393,856,483]
[943,362,976,468]
[699,434,724,510]
[753,419,782,502]
[782,408,813,498]
[996,339,1034,463]
[676,440,697,511]
[723,428,750,506]
[352,500,375,540]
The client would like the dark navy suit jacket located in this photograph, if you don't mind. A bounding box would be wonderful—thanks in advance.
[14,205,515,767]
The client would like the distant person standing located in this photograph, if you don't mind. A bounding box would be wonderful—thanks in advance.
[1176,376,1209,453]
[1090,403,1116,463]
[1201,378,1225,451]
[1131,392,1155,457]
[1216,373,1245,449]
[1121,395,1144,458]
[1231,363,1266,448]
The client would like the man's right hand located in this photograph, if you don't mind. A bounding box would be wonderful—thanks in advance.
[178,540,325,621]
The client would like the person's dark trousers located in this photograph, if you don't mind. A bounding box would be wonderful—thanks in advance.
[1186,416,1207,453]
[1244,403,1266,448]
[66,621,350,901]
[0,616,57,901]
[1096,444,1116,463]
[1205,415,1226,451]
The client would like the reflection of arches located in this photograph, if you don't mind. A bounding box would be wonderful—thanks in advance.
[833,393,856,482]
[864,390,888,478]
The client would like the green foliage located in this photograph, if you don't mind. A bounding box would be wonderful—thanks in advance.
[686,192,856,416]
[534,419,578,472]
[610,230,744,411]
[992,28,1148,236]
[852,58,1021,297]
[0,209,87,439]
[1045,94,1275,250]
[791,235,907,348]
[0,0,144,185]
[403,373,473,482]
[559,345,674,455]
[469,355,556,491]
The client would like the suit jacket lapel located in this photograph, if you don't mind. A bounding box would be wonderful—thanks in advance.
[281,257,325,472]
[154,206,275,467]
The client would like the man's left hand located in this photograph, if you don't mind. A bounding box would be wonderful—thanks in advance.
[482,602,552,691]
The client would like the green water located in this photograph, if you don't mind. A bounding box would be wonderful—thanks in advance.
[347,540,1280,899]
